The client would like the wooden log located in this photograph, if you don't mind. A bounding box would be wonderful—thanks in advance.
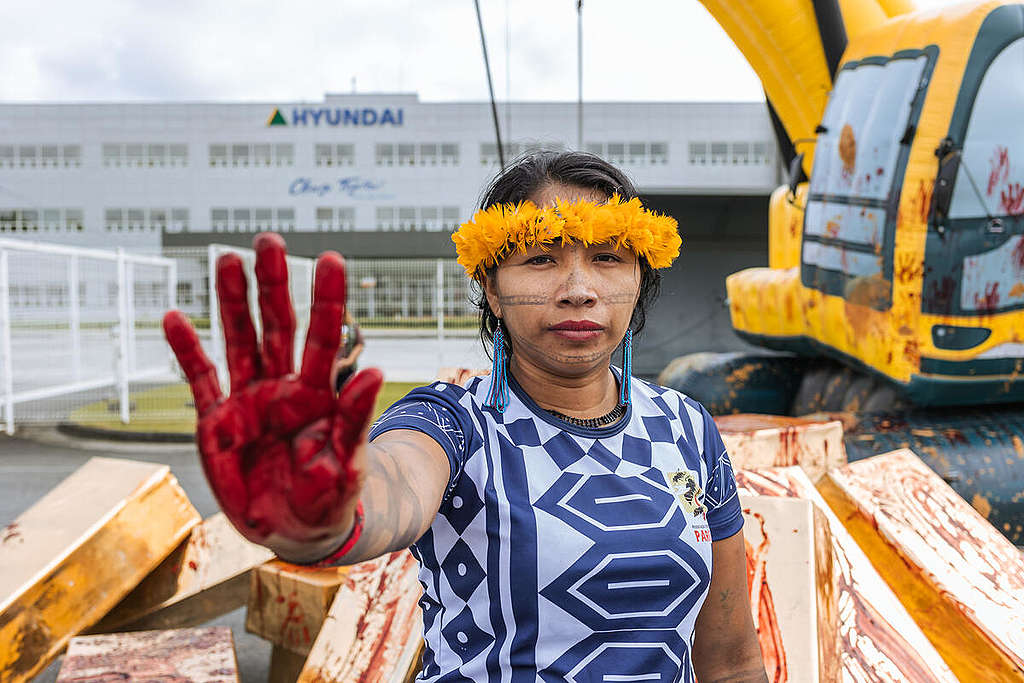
[90,512,274,633]
[739,495,837,683]
[246,560,351,656]
[269,644,307,683]
[56,626,238,682]
[0,457,200,683]
[826,449,1024,680]
[298,550,423,683]
[735,466,958,682]
[716,414,846,482]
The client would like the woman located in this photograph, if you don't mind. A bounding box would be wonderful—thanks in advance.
[330,309,364,392]
[164,151,766,682]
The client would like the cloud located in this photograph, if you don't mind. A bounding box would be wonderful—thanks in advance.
[0,0,969,103]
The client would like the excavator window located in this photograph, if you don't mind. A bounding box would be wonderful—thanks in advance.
[800,48,937,311]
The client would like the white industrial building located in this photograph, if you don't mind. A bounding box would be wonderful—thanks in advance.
[0,93,780,253]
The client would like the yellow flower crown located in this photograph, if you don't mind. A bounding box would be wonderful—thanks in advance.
[451,195,681,279]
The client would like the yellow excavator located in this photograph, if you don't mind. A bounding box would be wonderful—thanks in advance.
[662,0,1024,542]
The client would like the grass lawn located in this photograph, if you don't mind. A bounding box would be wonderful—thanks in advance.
[67,380,423,435]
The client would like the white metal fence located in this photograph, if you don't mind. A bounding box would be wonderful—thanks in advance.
[0,242,490,432]
[0,238,176,433]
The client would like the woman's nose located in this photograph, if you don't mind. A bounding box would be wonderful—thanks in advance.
[557,262,598,307]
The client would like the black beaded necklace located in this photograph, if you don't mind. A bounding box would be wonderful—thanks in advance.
[545,403,626,429]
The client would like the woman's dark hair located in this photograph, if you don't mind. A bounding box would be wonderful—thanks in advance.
[473,149,662,354]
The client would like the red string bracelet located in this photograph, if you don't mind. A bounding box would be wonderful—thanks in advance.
[304,501,365,568]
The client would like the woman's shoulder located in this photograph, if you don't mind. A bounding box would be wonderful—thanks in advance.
[631,375,709,418]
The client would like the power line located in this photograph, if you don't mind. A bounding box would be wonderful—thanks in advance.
[474,0,505,170]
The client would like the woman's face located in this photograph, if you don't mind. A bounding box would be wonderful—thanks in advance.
[484,183,642,378]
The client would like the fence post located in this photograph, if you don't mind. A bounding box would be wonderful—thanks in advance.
[207,244,225,389]
[436,258,445,369]
[0,250,13,435]
[125,260,136,374]
[167,256,178,373]
[69,255,81,381]
[116,248,130,424]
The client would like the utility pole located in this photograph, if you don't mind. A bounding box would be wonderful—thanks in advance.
[475,0,506,170]
[577,0,583,150]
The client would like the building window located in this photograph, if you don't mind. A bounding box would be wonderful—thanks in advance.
[149,208,167,232]
[649,142,668,164]
[688,142,707,165]
[211,208,229,232]
[66,208,84,232]
[42,209,60,231]
[753,142,771,165]
[231,144,250,167]
[148,144,167,167]
[628,142,646,164]
[253,208,272,231]
[316,207,334,231]
[18,146,37,168]
[209,144,228,167]
[607,143,625,164]
[169,144,188,166]
[275,144,294,166]
[376,143,394,166]
[731,142,750,165]
[441,143,459,165]
[585,142,604,158]
[167,208,189,233]
[41,146,59,168]
[253,144,272,167]
[420,143,437,166]
[710,142,729,165]
[397,144,416,166]
[127,208,145,231]
[275,207,295,231]
[443,206,461,230]
[375,206,395,230]
[105,208,123,231]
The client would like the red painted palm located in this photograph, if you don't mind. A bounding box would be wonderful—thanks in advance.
[163,233,382,551]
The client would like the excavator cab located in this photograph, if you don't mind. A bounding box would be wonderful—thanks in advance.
[725,2,1024,407]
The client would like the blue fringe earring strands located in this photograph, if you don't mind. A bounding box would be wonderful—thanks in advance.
[485,323,511,412]
[619,328,633,407]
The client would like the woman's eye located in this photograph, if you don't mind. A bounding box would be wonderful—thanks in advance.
[526,255,554,265]
[594,253,622,263]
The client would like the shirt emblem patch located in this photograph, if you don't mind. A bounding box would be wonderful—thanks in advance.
[667,469,706,517]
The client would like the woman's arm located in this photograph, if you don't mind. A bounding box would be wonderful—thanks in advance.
[692,531,768,683]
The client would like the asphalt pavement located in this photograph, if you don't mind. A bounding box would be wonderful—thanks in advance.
[0,429,272,681]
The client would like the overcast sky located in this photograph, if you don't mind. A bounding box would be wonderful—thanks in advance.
[0,0,965,103]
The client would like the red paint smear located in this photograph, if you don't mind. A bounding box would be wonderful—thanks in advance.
[988,146,1010,196]
[744,511,788,682]
[1000,183,1024,215]
[974,282,1000,311]
[1014,238,1024,270]
[187,560,198,570]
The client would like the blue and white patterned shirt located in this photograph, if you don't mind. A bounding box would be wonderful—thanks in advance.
[368,370,743,683]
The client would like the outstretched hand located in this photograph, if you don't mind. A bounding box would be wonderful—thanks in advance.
[163,233,383,559]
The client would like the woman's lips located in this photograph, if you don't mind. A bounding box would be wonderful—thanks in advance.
[549,320,604,340]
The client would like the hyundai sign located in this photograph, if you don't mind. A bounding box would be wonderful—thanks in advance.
[267,107,403,127]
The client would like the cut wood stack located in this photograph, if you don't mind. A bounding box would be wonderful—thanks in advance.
[56,626,238,682]
[716,413,846,482]
[736,466,959,681]
[0,457,200,682]
[824,449,1024,681]
[738,495,838,682]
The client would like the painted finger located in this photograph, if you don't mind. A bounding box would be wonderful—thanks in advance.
[163,310,222,415]
[254,232,296,378]
[194,411,250,526]
[299,252,346,388]
[216,253,260,392]
[331,367,384,476]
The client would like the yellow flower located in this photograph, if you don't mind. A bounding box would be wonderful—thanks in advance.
[451,196,681,278]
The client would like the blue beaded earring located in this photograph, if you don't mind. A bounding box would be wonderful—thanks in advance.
[619,328,633,407]
[485,323,510,412]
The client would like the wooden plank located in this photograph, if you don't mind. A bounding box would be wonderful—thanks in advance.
[735,466,958,682]
[716,414,846,483]
[90,512,274,633]
[739,495,837,683]
[0,457,200,682]
[246,560,351,656]
[298,550,423,683]
[269,644,307,683]
[56,626,238,682]
[827,449,1024,680]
